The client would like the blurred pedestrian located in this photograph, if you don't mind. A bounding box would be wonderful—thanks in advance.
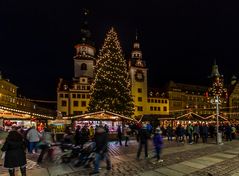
[1,127,27,176]
[137,124,150,159]
[90,125,111,175]
[116,125,122,146]
[123,125,130,146]
[37,128,54,163]
[152,128,163,163]
[26,125,41,153]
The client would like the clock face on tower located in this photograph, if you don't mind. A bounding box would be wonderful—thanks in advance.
[135,70,144,82]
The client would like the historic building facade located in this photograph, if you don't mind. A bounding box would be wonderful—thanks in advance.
[57,12,169,118]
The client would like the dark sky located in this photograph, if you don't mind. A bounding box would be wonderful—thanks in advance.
[1,0,239,100]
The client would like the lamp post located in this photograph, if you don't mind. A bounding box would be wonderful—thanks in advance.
[207,60,228,145]
[209,76,227,145]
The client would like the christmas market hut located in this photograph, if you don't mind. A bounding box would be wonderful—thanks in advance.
[63,110,136,133]
[0,105,55,131]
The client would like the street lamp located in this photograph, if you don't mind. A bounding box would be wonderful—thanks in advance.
[209,77,227,144]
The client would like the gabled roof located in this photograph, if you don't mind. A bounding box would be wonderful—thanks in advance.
[176,112,228,121]
[63,111,135,121]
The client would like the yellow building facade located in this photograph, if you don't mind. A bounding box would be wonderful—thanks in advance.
[0,74,17,108]
[57,19,169,118]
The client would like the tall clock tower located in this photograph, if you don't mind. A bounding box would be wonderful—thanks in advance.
[74,9,95,79]
[129,33,148,117]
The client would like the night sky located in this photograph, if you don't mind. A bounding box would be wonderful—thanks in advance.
[1,0,239,101]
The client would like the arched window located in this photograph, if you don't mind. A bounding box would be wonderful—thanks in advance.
[81,63,87,70]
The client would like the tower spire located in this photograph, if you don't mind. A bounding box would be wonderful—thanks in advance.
[135,29,138,41]
[79,9,93,45]
[210,59,220,78]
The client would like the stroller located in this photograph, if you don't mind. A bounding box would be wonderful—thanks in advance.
[60,143,81,163]
[74,142,96,167]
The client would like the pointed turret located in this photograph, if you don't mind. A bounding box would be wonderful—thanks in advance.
[73,9,96,78]
[131,30,142,59]
[79,9,94,46]
[210,59,220,78]
[130,30,146,67]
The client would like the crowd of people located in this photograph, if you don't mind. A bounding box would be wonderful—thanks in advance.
[161,121,239,144]
[1,120,239,175]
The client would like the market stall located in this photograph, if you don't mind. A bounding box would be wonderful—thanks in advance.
[63,111,135,140]
[65,111,135,132]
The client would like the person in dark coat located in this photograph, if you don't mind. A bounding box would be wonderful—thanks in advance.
[116,125,122,146]
[1,128,27,176]
[136,124,150,159]
[90,125,111,175]
[166,124,173,142]
[79,125,89,149]
[74,125,81,146]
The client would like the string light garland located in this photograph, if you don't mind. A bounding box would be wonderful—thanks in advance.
[88,27,134,117]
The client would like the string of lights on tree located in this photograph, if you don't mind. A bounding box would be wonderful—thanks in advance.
[207,76,228,104]
[88,27,134,117]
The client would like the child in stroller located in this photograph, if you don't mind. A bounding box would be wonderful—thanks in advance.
[74,142,96,167]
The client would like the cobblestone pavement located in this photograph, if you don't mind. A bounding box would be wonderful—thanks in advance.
[58,139,239,176]
[2,137,239,176]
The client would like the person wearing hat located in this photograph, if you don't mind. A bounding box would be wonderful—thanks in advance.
[153,128,163,163]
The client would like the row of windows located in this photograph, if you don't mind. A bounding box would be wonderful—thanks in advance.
[0,84,16,94]
[61,100,87,107]
[136,106,168,112]
[60,111,88,116]
[0,95,29,106]
[59,93,90,99]
[73,85,90,90]
[63,84,90,91]
[147,99,168,104]
[137,97,168,104]
[150,106,167,111]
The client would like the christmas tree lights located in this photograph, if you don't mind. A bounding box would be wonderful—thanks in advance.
[88,27,134,117]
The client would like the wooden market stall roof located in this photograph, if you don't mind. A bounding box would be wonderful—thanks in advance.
[176,112,228,121]
[63,111,136,121]
[0,105,55,120]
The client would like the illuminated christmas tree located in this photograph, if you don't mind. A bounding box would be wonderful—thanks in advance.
[88,27,134,117]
